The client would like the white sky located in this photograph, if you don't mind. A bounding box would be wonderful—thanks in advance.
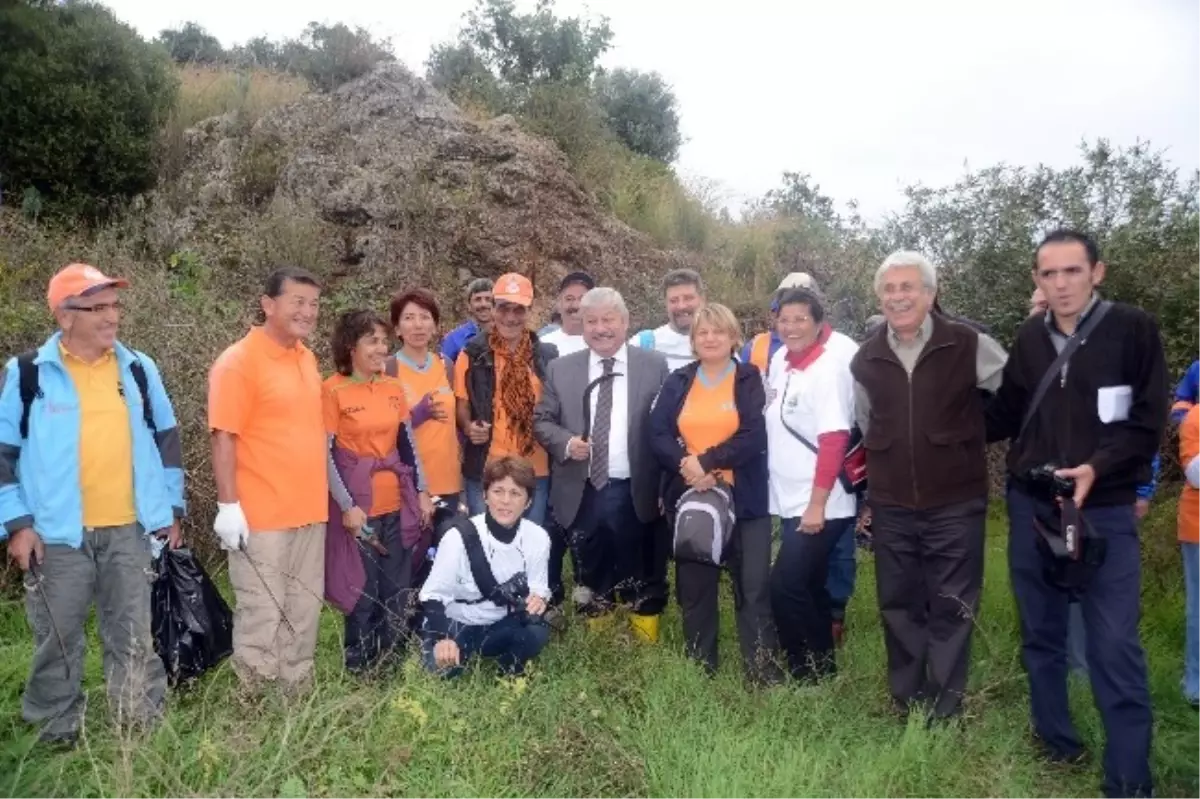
[105,0,1199,220]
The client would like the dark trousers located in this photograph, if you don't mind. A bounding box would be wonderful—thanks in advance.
[421,614,551,677]
[570,480,666,615]
[1007,486,1152,797]
[344,512,414,673]
[771,515,853,681]
[826,520,857,621]
[873,497,986,718]
[544,510,569,607]
[676,516,780,682]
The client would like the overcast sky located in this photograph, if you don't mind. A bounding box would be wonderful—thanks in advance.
[104,0,1199,220]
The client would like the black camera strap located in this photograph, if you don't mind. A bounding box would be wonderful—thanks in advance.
[1018,300,1112,442]
[451,519,502,602]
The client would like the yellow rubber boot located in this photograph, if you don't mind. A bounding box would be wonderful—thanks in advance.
[587,613,616,633]
[629,613,660,644]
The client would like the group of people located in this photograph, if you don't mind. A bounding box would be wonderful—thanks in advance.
[1,228,1196,797]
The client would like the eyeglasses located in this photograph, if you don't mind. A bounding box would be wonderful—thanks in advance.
[67,301,124,314]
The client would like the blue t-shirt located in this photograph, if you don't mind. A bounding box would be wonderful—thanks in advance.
[441,321,479,364]
[1172,360,1200,424]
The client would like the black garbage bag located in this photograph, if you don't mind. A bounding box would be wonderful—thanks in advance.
[152,547,234,685]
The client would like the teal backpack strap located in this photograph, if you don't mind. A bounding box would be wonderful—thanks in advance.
[636,329,656,350]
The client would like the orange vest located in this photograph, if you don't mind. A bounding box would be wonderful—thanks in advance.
[749,332,772,375]
[1180,405,1198,543]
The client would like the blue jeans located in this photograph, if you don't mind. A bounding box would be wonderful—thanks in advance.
[826,521,857,621]
[465,477,549,526]
[1184,541,1199,703]
[771,516,853,680]
[421,614,551,677]
[1007,486,1152,797]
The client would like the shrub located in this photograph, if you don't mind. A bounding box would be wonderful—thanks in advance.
[0,0,178,219]
[279,22,394,92]
[593,68,682,163]
[156,21,226,64]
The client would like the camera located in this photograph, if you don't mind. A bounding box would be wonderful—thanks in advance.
[490,572,531,615]
[1025,463,1076,500]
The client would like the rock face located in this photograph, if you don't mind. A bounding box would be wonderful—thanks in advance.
[171,62,689,325]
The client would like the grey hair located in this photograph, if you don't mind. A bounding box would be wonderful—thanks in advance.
[465,278,494,298]
[579,287,629,320]
[873,250,937,295]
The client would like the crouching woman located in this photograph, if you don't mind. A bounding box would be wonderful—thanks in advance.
[418,456,552,677]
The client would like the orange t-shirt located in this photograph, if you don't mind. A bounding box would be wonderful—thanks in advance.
[678,364,740,485]
[1179,405,1198,543]
[208,327,328,532]
[390,352,462,496]
[322,373,412,517]
[454,349,549,478]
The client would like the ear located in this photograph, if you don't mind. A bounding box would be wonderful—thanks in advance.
[260,295,272,318]
[1092,260,1106,286]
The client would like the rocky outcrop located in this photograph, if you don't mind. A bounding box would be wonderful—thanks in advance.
[167,62,690,324]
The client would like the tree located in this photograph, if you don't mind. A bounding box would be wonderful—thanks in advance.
[593,68,681,163]
[459,0,612,93]
[156,21,225,64]
[0,1,178,218]
[426,41,506,112]
[280,22,394,92]
[230,36,283,70]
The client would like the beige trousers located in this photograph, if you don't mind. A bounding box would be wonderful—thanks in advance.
[227,523,326,687]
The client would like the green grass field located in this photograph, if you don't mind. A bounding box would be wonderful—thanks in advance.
[2,511,1196,798]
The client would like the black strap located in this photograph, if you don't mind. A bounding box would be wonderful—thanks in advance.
[1019,301,1113,441]
[129,360,157,435]
[16,351,156,439]
[17,351,40,440]
[455,520,501,601]
[581,370,623,441]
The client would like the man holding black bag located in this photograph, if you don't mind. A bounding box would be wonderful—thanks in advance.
[987,229,1167,798]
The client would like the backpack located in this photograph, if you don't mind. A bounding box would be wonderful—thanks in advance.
[672,481,736,567]
[17,350,156,440]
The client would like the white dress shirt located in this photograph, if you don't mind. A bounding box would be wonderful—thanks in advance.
[588,344,631,480]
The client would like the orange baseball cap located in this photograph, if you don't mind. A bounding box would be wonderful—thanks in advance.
[47,263,130,311]
[492,272,534,307]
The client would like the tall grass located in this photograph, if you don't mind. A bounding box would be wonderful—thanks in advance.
[1,514,1196,797]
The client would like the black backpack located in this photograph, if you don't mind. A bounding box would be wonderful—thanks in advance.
[17,350,157,440]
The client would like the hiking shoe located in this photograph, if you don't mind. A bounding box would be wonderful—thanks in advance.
[1032,734,1088,766]
[38,730,79,750]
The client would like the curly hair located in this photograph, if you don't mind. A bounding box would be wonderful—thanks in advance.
[331,309,390,376]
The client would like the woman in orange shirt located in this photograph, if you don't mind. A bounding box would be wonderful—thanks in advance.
[387,289,463,526]
[323,310,434,675]
[1180,404,1198,706]
[649,304,781,684]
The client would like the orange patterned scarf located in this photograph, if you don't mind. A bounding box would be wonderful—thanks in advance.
[491,328,537,456]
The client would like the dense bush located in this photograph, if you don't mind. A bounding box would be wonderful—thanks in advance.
[593,68,682,163]
[0,0,178,218]
[156,21,225,64]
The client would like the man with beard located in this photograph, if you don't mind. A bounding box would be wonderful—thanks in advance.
[629,269,705,370]
[441,279,494,364]
[208,267,328,696]
[851,250,1007,722]
[535,288,670,640]
[540,272,595,357]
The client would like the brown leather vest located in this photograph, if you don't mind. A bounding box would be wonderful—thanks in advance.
[850,315,988,510]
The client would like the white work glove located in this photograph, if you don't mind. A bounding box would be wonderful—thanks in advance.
[213,502,250,552]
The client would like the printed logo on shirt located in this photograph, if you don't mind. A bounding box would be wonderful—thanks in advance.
[388,395,404,412]
[340,404,367,417]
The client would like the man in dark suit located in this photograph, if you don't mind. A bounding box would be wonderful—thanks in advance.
[534,287,670,641]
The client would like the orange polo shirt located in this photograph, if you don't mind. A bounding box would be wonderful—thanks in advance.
[60,345,136,527]
[208,327,328,532]
[454,349,549,477]
[322,373,410,517]
[678,365,739,485]
[1180,405,1198,543]
[390,352,462,496]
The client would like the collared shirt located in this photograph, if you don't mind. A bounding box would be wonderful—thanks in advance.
[60,344,135,527]
[855,312,1007,435]
[208,326,327,531]
[1044,293,1101,382]
[322,372,412,516]
[587,344,631,479]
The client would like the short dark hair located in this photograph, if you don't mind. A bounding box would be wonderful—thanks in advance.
[482,456,536,497]
[389,288,441,328]
[1034,228,1100,269]
[331,310,390,376]
[662,268,704,295]
[775,288,825,324]
[466,278,494,299]
[264,266,320,298]
[558,271,595,294]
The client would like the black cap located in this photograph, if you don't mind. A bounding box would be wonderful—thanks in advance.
[558,271,595,293]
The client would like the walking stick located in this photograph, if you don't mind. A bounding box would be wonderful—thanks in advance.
[28,550,71,680]
[238,540,296,636]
